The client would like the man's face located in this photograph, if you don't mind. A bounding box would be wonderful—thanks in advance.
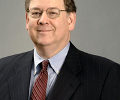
[26,0,76,48]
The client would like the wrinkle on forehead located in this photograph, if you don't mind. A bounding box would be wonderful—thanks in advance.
[29,0,65,10]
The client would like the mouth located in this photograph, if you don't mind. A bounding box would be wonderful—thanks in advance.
[37,30,52,32]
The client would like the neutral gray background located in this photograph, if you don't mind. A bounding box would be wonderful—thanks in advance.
[0,0,120,63]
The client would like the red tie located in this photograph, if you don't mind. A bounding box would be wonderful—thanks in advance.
[31,60,49,100]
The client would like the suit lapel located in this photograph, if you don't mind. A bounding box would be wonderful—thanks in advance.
[8,51,33,100]
[47,43,82,100]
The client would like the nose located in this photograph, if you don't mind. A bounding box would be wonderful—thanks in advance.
[37,11,49,25]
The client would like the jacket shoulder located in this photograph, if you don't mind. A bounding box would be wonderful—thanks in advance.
[70,43,120,70]
[0,50,33,73]
[0,50,33,82]
[0,50,33,65]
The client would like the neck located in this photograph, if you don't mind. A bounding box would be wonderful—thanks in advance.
[35,41,70,59]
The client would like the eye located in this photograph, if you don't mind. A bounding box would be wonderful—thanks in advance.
[32,12,41,15]
[48,11,58,15]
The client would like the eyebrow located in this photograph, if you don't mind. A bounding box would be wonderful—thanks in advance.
[30,7,42,11]
[30,7,59,11]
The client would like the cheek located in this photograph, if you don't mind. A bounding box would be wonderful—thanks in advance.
[55,18,69,32]
[28,21,35,28]
[52,20,69,41]
[27,23,36,40]
[27,21,36,34]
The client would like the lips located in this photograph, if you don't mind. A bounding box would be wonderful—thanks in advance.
[36,27,54,33]
[37,30,52,32]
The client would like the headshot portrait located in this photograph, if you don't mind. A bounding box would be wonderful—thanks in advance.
[0,0,120,100]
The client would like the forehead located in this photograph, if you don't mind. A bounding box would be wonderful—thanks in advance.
[29,0,65,9]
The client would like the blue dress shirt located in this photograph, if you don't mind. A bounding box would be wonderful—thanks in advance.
[28,42,70,99]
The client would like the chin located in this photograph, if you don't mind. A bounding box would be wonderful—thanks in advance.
[35,41,52,47]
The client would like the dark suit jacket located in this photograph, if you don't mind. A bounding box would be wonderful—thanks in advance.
[0,43,120,100]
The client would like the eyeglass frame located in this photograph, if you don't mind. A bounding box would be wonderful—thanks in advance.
[26,7,67,19]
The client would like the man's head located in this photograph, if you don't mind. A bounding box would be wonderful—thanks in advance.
[25,0,76,54]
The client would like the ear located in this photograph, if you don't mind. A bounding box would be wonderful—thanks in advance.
[26,12,29,30]
[68,12,76,31]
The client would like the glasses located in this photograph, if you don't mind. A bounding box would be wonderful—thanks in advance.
[27,7,67,19]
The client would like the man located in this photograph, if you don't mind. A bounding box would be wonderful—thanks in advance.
[0,0,120,100]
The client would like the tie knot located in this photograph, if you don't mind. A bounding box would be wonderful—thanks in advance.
[42,60,49,70]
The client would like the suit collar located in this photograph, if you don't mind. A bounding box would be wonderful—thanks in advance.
[47,43,82,100]
[8,50,34,100]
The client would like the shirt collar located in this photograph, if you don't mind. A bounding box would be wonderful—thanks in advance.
[34,48,44,75]
[34,42,70,75]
